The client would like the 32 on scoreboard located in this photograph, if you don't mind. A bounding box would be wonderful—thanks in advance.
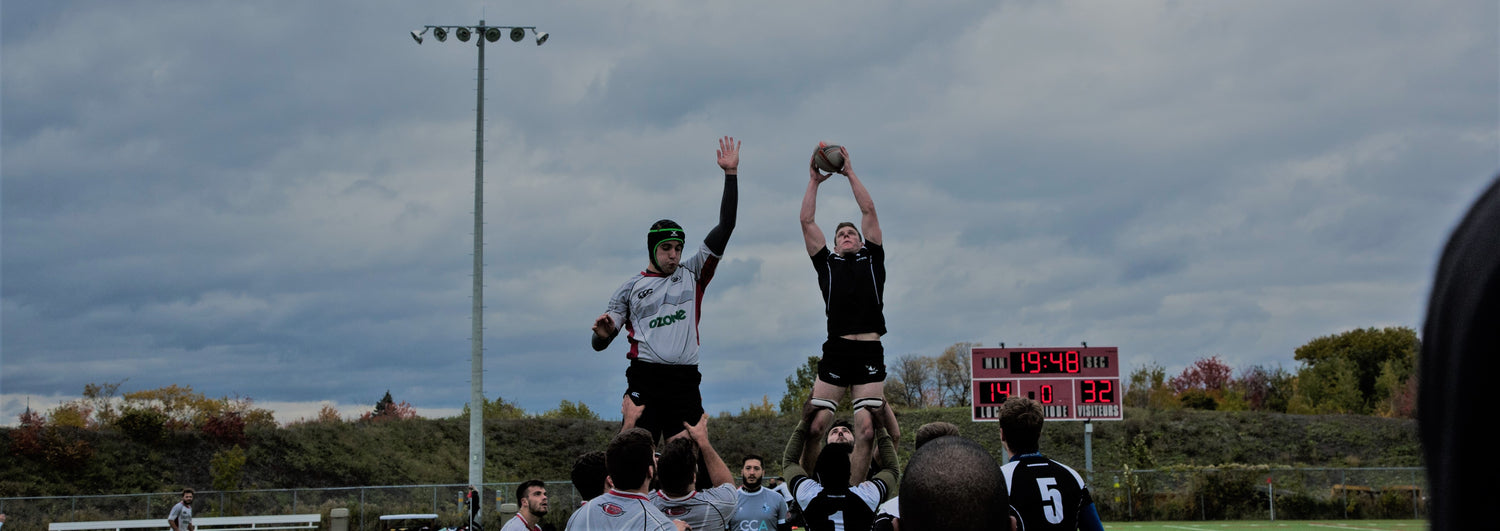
[970,346,1122,422]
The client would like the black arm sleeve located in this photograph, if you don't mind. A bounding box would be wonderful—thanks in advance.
[591,333,613,352]
[703,174,738,255]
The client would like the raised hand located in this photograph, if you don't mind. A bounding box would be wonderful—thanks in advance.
[717,136,740,173]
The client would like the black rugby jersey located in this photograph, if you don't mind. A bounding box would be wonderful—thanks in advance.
[1001,454,1093,531]
[811,242,886,337]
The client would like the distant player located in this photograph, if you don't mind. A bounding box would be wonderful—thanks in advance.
[798,142,901,478]
[593,136,741,441]
[999,398,1104,531]
[499,480,548,531]
[730,454,788,531]
[167,489,195,531]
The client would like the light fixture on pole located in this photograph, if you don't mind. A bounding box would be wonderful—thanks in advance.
[409,18,547,507]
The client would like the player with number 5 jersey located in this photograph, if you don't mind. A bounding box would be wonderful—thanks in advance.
[998,398,1105,531]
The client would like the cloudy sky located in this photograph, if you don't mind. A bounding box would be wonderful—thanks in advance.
[3,1,1496,425]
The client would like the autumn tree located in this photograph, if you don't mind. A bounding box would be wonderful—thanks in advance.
[934,342,978,406]
[1292,327,1418,414]
[1124,363,1177,410]
[541,400,600,420]
[887,354,933,408]
[361,390,419,422]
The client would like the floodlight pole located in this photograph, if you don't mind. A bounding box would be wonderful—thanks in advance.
[411,19,547,506]
[469,19,487,503]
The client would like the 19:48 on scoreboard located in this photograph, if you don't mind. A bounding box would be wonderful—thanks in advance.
[970,346,1122,422]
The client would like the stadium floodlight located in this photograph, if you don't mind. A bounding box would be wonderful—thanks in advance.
[533,29,548,45]
[409,16,548,511]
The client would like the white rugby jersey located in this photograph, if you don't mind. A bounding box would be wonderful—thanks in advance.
[604,245,721,365]
[568,489,679,531]
[651,483,737,531]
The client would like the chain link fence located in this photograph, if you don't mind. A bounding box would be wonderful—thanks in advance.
[1,467,1425,530]
[0,483,584,531]
[1090,467,1425,521]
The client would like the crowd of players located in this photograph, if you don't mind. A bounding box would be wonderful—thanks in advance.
[499,396,1104,531]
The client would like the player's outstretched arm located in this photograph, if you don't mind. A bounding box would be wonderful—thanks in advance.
[801,146,833,256]
[686,414,734,487]
[591,314,618,351]
[704,136,739,256]
[837,146,882,246]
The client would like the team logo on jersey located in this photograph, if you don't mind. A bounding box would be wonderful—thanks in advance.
[637,288,654,299]
[600,503,624,517]
[648,309,688,328]
[663,507,690,517]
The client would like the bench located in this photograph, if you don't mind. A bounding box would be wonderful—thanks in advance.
[50,514,322,531]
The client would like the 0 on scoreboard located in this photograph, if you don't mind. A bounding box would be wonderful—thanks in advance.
[970,346,1123,422]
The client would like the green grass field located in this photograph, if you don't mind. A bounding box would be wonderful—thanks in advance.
[1107,521,1425,531]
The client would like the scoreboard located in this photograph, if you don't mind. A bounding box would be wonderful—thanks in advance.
[970,346,1122,422]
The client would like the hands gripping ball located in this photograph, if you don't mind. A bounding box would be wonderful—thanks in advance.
[813,143,846,173]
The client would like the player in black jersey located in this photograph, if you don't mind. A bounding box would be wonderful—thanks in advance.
[780,414,897,531]
[798,142,902,484]
[998,398,1104,531]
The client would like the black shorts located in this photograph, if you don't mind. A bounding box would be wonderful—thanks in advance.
[624,360,705,441]
[816,338,886,387]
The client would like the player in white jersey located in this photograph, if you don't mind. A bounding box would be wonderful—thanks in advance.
[499,480,548,531]
[730,454,788,531]
[568,428,688,531]
[652,414,737,530]
[999,398,1104,531]
[594,136,741,442]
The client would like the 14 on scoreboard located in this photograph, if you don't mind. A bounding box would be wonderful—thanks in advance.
[970,346,1122,422]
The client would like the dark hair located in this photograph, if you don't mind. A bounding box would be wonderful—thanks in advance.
[813,442,853,491]
[834,221,860,240]
[656,437,699,495]
[515,479,545,506]
[914,422,961,450]
[606,428,656,489]
[182,488,195,496]
[900,436,1008,531]
[999,397,1045,454]
[830,418,853,433]
[741,454,764,468]
[571,451,608,500]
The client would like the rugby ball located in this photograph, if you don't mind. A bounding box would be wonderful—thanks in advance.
[814,144,846,173]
